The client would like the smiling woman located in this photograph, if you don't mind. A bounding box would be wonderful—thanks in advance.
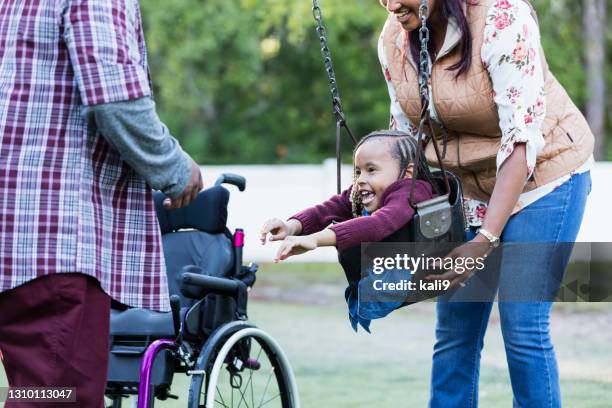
[377,0,595,406]
[380,0,430,31]
[379,0,474,75]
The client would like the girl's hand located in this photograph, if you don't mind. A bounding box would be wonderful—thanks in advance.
[423,236,491,290]
[260,218,301,245]
[274,236,318,262]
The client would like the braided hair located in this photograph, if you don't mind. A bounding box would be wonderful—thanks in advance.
[350,130,438,217]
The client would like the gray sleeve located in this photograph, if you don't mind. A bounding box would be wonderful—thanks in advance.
[81,96,192,199]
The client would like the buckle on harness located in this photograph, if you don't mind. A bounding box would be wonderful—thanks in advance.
[415,195,452,239]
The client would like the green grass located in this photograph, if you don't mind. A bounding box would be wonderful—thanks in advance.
[255,262,346,286]
[2,263,612,407]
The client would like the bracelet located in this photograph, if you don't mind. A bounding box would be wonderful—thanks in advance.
[477,228,500,248]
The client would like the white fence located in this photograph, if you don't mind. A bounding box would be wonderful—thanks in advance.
[197,160,611,263]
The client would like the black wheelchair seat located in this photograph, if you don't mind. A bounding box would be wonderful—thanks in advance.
[110,308,174,338]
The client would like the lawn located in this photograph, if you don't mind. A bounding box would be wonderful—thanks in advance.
[1,263,611,407]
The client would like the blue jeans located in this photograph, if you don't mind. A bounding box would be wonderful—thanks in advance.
[429,171,592,408]
[346,267,412,333]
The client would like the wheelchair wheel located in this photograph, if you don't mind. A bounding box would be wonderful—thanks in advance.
[188,323,299,408]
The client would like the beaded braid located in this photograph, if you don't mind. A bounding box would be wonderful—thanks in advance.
[350,130,438,218]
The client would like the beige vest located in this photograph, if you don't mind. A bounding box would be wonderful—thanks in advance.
[381,0,594,202]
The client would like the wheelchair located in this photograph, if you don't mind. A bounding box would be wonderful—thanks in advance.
[105,174,300,408]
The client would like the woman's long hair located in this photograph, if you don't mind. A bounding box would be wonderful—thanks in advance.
[407,0,475,78]
[350,130,438,217]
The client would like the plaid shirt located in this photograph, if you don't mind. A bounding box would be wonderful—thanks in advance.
[0,0,170,311]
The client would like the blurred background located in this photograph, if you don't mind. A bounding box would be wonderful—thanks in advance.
[141,0,611,165]
[3,0,612,406]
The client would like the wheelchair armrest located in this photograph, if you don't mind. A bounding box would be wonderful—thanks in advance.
[179,266,248,319]
[181,271,240,297]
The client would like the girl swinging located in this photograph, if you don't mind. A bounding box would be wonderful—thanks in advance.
[260,130,437,330]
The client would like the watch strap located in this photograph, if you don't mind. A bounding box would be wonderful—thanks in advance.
[477,228,500,247]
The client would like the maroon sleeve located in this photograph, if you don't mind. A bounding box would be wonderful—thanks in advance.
[289,188,353,235]
[329,180,433,251]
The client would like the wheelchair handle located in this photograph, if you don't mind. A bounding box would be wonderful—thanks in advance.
[169,295,181,338]
[214,173,246,191]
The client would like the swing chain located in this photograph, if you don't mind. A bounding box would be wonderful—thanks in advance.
[312,1,344,123]
[411,0,453,206]
[312,0,357,194]
[418,0,431,102]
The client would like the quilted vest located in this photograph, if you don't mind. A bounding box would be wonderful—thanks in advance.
[380,0,594,202]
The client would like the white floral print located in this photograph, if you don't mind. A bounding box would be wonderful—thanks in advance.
[482,0,546,180]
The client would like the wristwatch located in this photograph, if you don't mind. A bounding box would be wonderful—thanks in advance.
[477,228,500,248]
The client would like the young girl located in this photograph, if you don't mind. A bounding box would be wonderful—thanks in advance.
[260,130,437,330]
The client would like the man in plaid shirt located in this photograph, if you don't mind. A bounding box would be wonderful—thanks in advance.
[0,1,202,405]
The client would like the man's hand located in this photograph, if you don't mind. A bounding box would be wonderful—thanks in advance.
[274,235,318,263]
[260,218,302,244]
[163,158,203,210]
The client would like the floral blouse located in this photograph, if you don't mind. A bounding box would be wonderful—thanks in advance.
[379,0,591,226]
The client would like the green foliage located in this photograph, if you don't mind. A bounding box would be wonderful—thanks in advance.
[532,0,587,107]
[140,0,610,163]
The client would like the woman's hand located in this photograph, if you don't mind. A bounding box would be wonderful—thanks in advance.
[260,218,302,245]
[422,143,527,289]
[274,235,318,262]
[424,235,491,290]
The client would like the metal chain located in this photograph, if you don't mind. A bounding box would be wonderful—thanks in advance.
[411,0,444,206]
[416,0,432,144]
[311,0,431,193]
[418,0,431,102]
[312,1,343,118]
[312,0,357,193]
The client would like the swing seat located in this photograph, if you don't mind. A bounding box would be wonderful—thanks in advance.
[407,170,466,243]
[337,170,466,303]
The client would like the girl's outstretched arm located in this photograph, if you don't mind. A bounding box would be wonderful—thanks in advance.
[274,229,337,262]
[260,218,303,244]
[288,188,353,235]
[275,179,433,260]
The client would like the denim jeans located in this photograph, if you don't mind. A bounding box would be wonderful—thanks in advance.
[429,171,592,408]
[345,267,413,333]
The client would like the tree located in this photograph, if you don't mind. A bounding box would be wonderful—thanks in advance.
[140,0,611,163]
[583,0,607,160]
[141,0,390,164]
